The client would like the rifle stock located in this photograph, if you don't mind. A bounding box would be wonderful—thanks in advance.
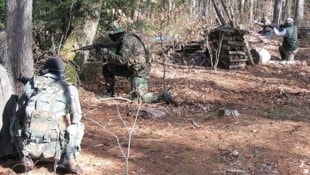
[266,24,285,30]
[17,77,30,85]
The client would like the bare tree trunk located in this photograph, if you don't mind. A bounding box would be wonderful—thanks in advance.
[240,0,246,14]
[220,0,236,27]
[211,0,226,26]
[294,0,304,26]
[249,0,254,26]
[168,0,173,17]
[255,0,260,18]
[190,0,197,18]
[2,0,33,158]
[62,0,102,73]
[283,0,291,19]
[273,0,283,25]
[5,0,34,84]
[132,0,140,22]
[132,9,139,22]
[205,0,210,17]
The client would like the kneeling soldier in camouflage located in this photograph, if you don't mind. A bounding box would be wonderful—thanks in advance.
[97,23,174,104]
[11,57,84,174]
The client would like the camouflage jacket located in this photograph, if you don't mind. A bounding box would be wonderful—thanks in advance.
[105,33,151,78]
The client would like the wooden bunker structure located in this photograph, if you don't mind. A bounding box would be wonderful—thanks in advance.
[206,26,252,69]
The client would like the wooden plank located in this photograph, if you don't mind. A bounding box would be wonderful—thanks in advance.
[222,44,245,50]
[222,36,244,41]
[228,51,246,55]
[229,58,248,62]
[227,41,246,46]
[229,63,246,69]
[220,28,236,33]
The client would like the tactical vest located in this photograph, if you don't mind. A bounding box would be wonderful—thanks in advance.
[283,25,298,51]
[11,75,71,160]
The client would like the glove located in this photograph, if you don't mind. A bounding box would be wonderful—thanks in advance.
[101,48,111,55]
[270,24,277,28]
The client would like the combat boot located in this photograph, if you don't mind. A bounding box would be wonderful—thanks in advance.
[21,155,34,170]
[101,91,115,98]
[102,78,115,98]
[100,88,115,98]
[58,158,82,174]
[158,91,174,104]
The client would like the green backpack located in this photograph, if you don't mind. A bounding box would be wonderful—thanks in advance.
[11,75,71,160]
[127,32,152,66]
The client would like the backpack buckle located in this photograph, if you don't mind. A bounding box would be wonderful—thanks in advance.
[43,132,50,143]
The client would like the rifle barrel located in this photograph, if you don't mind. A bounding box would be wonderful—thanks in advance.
[72,41,118,52]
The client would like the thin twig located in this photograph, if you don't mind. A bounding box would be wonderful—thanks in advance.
[84,100,142,175]
[205,30,214,67]
[98,96,132,102]
[84,117,127,160]
[125,100,142,175]
[214,33,224,70]
[115,104,129,131]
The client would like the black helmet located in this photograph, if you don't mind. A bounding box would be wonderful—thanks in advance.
[106,23,125,42]
[43,57,65,74]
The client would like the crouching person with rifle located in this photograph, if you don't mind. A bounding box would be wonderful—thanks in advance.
[10,57,84,174]
[273,18,299,61]
[253,16,273,37]
[74,23,175,104]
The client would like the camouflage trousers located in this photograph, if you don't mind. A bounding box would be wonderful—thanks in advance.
[279,46,299,61]
[131,77,161,103]
[20,122,84,162]
[22,141,62,160]
[60,122,84,164]
[102,64,160,103]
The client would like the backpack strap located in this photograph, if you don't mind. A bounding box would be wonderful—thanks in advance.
[31,76,65,143]
[127,33,152,65]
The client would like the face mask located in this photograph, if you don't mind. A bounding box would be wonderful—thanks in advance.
[108,32,125,42]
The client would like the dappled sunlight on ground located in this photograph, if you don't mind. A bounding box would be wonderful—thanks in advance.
[1,32,309,175]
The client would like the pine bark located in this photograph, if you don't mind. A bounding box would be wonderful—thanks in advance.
[5,0,34,83]
[294,0,304,26]
[273,0,283,25]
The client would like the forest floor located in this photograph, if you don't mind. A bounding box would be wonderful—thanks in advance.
[0,32,309,175]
